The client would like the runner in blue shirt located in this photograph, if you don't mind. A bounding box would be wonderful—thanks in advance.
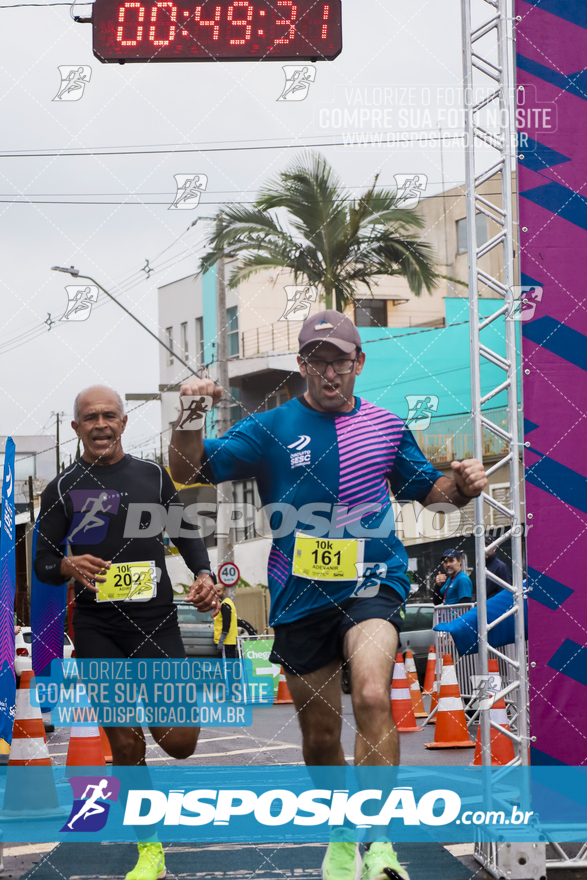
[436,549,473,604]
[170,310,487,880]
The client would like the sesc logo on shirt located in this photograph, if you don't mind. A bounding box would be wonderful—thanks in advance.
[288,435,311,469]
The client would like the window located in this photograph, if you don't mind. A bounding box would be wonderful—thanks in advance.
[354,298,387,328]
[181,322,188,361]
[0,452,36,481]
[232,479,261,542]
[490,483,511,527]
[230,386,242,426]
[166,327,174,365]
[456,213,489,255]
[195,317,205,367]
[446,503,475,536]
[264,390,289,411]
[227,306,239,358]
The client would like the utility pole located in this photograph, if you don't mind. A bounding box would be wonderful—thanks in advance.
[214,212,235,589]
[51,411,65,475]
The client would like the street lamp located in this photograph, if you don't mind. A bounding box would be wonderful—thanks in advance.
[51,265,202,378]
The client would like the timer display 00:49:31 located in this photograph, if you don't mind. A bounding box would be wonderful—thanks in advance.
[92,0,342,62]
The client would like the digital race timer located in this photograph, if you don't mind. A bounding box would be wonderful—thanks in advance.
[92,0,342,62]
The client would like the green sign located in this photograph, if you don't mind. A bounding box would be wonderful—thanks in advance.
[240,637,280,702]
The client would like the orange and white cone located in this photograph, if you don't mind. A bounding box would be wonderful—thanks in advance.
[1,671,64,817]
[473,660,516,766]
[99,727,113,764]
[404,650,427,718]
[7,670,49,765]
[422,645,436,694]
[391,653,420,732]
[428,677,439,724]
[425,654,474,749]
[65,725,106,767]
[274,667,293,704]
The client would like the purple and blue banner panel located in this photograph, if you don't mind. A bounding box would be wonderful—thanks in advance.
[0,766,585,842]
[0,437,16,748]
[30,521,67,712]
[516,0,587,765]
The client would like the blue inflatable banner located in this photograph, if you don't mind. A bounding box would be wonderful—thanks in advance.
[0,438,16,752]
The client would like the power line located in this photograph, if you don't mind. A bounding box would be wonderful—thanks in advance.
[0,133,466,159]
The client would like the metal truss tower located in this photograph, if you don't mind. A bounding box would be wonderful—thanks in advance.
[460,0,544,873]
[461,0,527,769]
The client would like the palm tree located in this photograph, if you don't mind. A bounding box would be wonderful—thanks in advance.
[199,152,437,312]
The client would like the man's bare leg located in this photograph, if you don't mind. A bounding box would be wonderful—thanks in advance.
[284,660,345,765]
[344,619,399,766]
[104,725,198,764]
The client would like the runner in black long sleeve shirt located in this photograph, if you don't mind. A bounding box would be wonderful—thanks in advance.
[35,453,210,630]
[33,385,219,880]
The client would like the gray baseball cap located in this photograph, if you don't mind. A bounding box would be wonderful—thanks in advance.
[298,309,362,355]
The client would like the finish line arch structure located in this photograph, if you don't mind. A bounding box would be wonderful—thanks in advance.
[462,0,587,873]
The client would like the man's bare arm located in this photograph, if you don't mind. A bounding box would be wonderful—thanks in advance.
[421,458,487,509]
[168,377,222,485]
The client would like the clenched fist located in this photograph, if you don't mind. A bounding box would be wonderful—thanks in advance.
[178,377,223,410]
[451,458,487,498]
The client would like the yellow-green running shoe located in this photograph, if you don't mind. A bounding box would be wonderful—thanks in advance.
[322,828,362,880]
[361,842,410,880]
[126,843,167,880]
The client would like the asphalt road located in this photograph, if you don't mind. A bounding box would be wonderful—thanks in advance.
[42,694,477,768]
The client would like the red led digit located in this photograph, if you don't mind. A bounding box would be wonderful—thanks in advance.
[149,1,177,45]
[274,0,297,44]
[321,3,329,39]
[117,1,145,45]
[194,5,222,39]
[227,1,253,45]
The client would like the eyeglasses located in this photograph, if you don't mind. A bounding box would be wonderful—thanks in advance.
[302,357,358,376]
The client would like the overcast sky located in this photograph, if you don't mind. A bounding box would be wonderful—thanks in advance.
[0,0,477,461]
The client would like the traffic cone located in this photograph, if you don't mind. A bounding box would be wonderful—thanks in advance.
[274,667,293,704]
[425,655,474,749]
[391,654,420,732]
[422,646,436,694]
[404,651,427,718]
[1,671,65,817]
[473,660,516,766]
[428,677,439,724]
[65,725,106,767]
[99,727,113,763]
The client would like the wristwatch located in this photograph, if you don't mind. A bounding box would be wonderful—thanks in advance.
[455,482,480,499]
[196,569,218,585]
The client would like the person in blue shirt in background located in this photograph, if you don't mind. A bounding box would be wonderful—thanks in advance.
[436,549,473,604]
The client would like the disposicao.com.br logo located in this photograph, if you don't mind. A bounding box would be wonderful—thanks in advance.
[123,786,533,830]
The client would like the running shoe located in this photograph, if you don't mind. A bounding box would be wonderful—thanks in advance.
[322,827,362,880]
[126,842,167,880]
[361,841,410,880]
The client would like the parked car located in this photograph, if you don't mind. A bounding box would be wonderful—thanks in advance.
[15,627,74,682]
[175,601,217,657]
[174,600,257,657]
[399,603,435,684]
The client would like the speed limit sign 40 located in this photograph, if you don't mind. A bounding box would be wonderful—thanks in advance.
[218,562,240,588]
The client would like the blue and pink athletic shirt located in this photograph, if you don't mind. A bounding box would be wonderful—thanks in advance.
[201,397,442,627]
